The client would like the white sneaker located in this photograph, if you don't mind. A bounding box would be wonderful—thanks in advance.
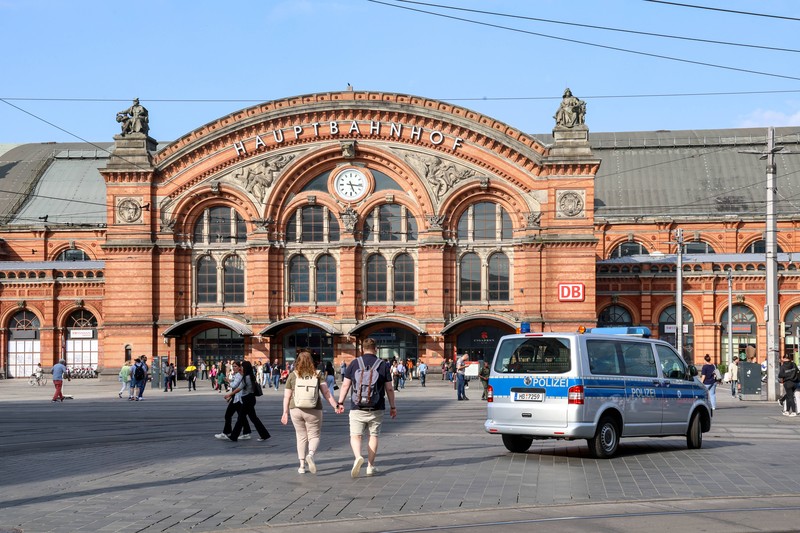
[298,466,305,474]
[366,465,377,476]
[782,411,791,416]
[214,433,231,440]
[791,412,798,417]
[351,456,364,478]
[239,434,251,440]
[305,454,317,474]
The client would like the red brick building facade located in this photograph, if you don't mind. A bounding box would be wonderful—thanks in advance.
[1,91,799,376]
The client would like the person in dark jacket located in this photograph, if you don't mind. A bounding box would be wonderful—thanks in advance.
[778,353,799,417]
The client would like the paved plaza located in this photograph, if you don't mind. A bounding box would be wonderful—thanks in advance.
[1,375,800,532]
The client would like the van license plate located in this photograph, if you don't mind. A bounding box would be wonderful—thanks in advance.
[514,392,544,402]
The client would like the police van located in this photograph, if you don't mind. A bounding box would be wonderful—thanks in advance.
[484,328,712,458]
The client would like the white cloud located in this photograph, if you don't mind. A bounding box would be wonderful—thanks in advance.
[735,108,800,128]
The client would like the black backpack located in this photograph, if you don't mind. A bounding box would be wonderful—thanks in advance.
[351,357,383,408]
[133,364,145,381]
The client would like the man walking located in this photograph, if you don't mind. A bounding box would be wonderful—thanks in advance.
[418,359,428,387]
[51,358,70,402]
[456,352,469,400]
[132,355,149,401]
[336,338,397,478]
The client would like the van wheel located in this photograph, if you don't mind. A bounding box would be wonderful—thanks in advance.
[686,412,703,449]
[587,416,619,458]
[502,434,533,453]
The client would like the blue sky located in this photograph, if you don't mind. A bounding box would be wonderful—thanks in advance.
[1,0,798,143]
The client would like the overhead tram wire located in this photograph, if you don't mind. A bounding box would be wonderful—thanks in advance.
[643,0,800,22]
[393,0,800,53]
[5,91,800,223]
[369,0,800,82]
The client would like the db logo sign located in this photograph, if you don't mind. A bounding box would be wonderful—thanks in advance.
[558,283,585,302]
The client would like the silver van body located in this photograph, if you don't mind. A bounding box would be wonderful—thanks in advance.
[484,332,713,457]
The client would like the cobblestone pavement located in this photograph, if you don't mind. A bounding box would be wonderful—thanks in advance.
[1,376,799,532]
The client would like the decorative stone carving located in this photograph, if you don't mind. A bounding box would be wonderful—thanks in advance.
[231,154,295,205]
[425,213,446,230]
[210,181,220,195]
[553,88,586,128]
[307,195,317,205]
[479,176,489,190]
[340,207,359,233]
[556,190,585,218]
[116,197,143,224]
[160,218,176,233]
[403,152,475,202]
[341,141,356,159]
[252,217,274,231]
[526,212,542,228]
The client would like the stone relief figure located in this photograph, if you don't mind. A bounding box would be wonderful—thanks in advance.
[340,206,359,233]
[116,98,149,136]
[231,154,295,204]
[553,88,586,128]
[404,152,475,201]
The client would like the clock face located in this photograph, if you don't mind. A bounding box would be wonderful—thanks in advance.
[333,168,368,201]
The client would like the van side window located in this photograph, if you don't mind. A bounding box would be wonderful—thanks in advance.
[586,340,622,375]
[494,338,571,374]
[621,343,657,377]
[655,345,688,380]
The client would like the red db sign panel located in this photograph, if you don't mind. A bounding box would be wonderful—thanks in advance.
[558,283,585,302]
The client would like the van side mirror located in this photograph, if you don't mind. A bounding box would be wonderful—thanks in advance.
[688,365,698,377]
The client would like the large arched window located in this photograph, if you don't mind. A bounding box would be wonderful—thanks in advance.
[223,255,245,304]
[366,254,387,302]
[460,253,481,302]
[65,309,98,368]
[286,205,340,243]
[316,255,337,303]
[457,202,512,241]
[745,239,784,254]
[394,253,415,302]
[56,249,90,261]
[197,256,217,304]
[363,204,418,242]
[598,305,633,327]
[193,206,248,244]
[488,253,510,301]
[7,310,40,378]
[609,241,649,258]
[682,241,716,254]
[289,255,310,303]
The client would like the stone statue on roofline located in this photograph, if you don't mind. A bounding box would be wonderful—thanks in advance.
[553,88,586,128]
[116,98,150,136]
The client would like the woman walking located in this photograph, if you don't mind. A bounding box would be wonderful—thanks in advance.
[118,360,132,398]
[324,360,336,401]
[214,361,251,440]
[281,351,338,473]
[226,360,270,442]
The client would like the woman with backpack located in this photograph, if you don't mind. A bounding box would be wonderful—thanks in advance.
[281,351,339,474]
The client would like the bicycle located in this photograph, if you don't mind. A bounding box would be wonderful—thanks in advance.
[28,374,48,386]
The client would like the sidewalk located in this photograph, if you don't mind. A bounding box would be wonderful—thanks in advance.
[1,375,799,532]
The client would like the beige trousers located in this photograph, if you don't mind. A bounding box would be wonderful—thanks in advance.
[289,407,323,460]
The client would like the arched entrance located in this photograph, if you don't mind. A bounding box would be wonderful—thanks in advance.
[721,304,757,363]
[7,310,40,378]
[65,309,98,370]
[658,305,695,363]
[784,305,800,359]
[192,327,245,366]
[282,327,334,365]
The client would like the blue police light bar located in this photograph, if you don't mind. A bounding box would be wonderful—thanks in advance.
[585,326,651,338]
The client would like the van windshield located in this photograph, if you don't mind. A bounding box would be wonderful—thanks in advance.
[493,337,571,374]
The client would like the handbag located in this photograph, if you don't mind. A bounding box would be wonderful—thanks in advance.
[713,367,722,382]
[254,380,263,397]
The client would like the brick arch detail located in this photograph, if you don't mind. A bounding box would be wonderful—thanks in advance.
[2,306,44,330]
[441,186,529,234]
[49,242,96,261]
[57,304,101,329]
